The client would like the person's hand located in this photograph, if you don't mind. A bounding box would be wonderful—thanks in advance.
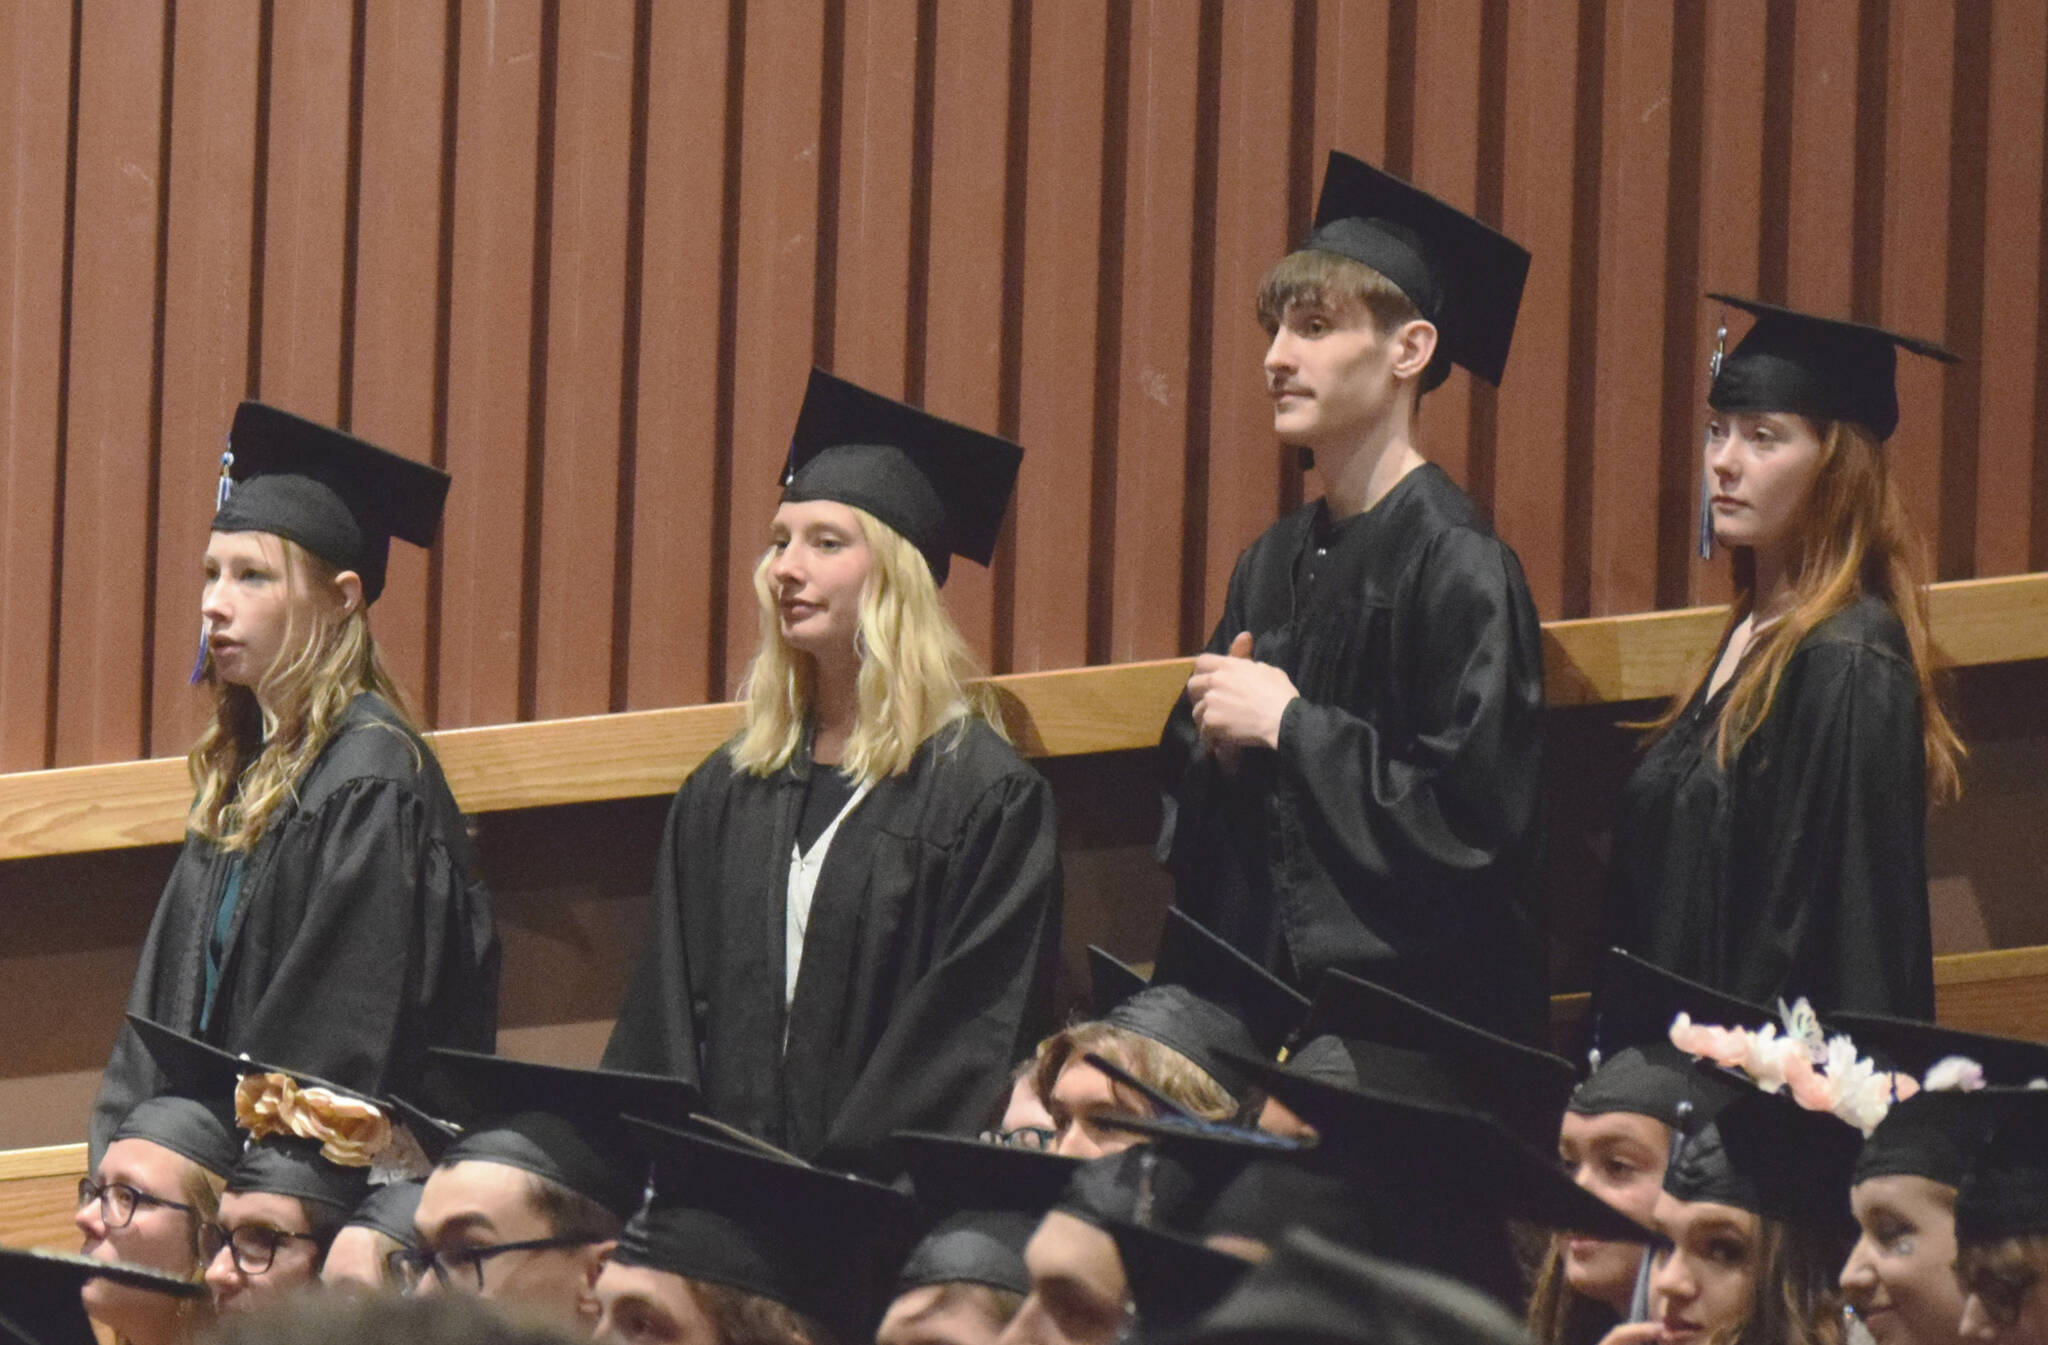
[1188,632,1299,752]
[1593,1322,1665,1345]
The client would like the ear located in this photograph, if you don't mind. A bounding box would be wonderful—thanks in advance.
[333,570,365,617]
[575,1239,618,1320]
[1388,318,1439,382]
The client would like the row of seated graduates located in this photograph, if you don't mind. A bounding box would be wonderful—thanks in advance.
[16,906,2048,1345]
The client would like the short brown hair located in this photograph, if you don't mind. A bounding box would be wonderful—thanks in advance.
[1031,1021,1236,1122]
[522,1171,624,1244]
[1255,250,1422,335]
[689,1277,843,1345]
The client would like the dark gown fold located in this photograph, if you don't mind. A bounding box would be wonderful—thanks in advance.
[91,692,500,1162]
[1614,594,1933,1018]
[603,717,1061,1172]
[1158,464,1548,1044]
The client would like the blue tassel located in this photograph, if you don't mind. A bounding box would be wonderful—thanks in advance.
[190,449,235,685]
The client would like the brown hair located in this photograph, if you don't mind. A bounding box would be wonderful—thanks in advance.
[1646,418,1963,801]
[1031,1021,1236,1122]
[1522,1235,1621,1345]
[189,535,418,851]
[522,1171,625,1244]
[689,1277,843,1345]
[1255,250,1422,336]
[1700,1217,1849,1345]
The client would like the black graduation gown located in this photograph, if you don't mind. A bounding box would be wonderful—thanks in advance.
[90,693,500,1161]
[1157,465,1548,1043]
[602,717,1061,1170]
[1613,595,1933,1017]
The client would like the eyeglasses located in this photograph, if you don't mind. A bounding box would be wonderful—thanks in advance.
[386,1237,602,1294]
[200,1221,322,1275]
[1963,1264,2042,1328]
[77,1177,197,1230]
[980,1125,1057,1151]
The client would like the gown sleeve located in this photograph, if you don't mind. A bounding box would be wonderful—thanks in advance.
[1156,559,1252,862]
[1272,527,1544,906]
[601,785,707,1084]
[225,778,498,1098]
[814,767,1061,1170]
[1730,640,1933,1017]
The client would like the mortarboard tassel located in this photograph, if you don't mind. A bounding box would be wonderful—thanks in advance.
[1696,316,1728,560]
[189,448,236,685]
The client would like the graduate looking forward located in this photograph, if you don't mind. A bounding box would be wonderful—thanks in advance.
[603,370,1061,1170]
[90,403,499,1166]
[1157,150,1547,1043]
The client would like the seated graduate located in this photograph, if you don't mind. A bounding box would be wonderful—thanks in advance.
[320,1179,425,1294]
[1613,299,1964,1018]
[203,1126,371,1315]
[1032,907,1309,1156]
[985,1057,1059,1150]
[1833,1016,2048,1345]
[604,369,1061,1169]
[592,1117,916,1345]
[0,1247,207,1345]
[1628,1057,1870,1345]
[1156,149,1547,1046]
[93,401,498,1167]
[395,1050,695,1330]
[1953,1089,2048,1345]
[1528,951,1769,1345]
[883,1134,1081,1345]
[1165,1228,1533,1345]
[77,1083,238,1345]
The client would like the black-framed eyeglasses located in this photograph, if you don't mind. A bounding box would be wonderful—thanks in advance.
[1963,1263,2042,1328]
[77,1177,197,1230]
[200,1221,322,1275]
[979,1125,1057,1151]
[386,1237,602,1294]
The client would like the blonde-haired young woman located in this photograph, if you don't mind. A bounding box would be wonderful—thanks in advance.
[605,370,1061,1171]
[1614,297,1963,1019]
[91,402,499,1163]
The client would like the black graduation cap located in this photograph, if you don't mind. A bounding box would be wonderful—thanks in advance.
[889,1132,1082,1296]
[0,1248,203,1345]
[108,1014,243,1180]
[1235,1056,1654,1246]
[1108,1220,1252,1337]
[1289,970,1575,1150]
[1855,1091,1988,1191]
[1704,295,1959,442]
[1662,1082,1861,1231]
[414,1048,699,1220]
[344,1178,426,1246]
[1169,1227,1533,1345]
[616,1116,918,1344]
[1954,1088,2048,1244]
[212,401,450,603]
[780,369,1023,586]
[1302,151,1531,391]
[1569,950,1773,1129]
[1090,908,1313,1102]
[1824,1012,2048,1086]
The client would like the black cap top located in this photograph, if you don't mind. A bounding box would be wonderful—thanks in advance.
[1108,1221,1253,1336]
[1302,152,1531,391]
[890,1132,1082,1296]
[1704,295,1959,442]
[1570,951,1773,1128]
[616,1117,918,1343]
[1092,908,1313,1102]
[419,1048,699,1219]
[1824,1013,2048,1086]
[0,1248,204,1345]
[212,401,450,603]
[1293,971,1575,1150]
[1663,1084,1862,1230]
[109,1095,242,1181]
[781,369,1023,586]
[1856,1091,1989,1190]
[1954,1088,2048,1244]
[1239,1058,1653,1245]
[345,1178,426,1246]
[1172,1228,1533,1345]
[227,1137,371,1214]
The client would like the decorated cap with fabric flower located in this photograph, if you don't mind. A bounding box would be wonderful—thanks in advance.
[1826,1014,2044,1190]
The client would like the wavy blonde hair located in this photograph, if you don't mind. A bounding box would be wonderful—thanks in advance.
[188,535,416,852]
[729,505,1002,786]
[1648,418,1964,801]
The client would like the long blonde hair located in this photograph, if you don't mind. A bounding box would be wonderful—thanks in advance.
[188,536,416,852]
[1648,418,1963,801]
[729,505,1002,786]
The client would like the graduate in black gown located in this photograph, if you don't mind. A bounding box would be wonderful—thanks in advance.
[603,370,1061,1170]
[90,402,499,1165]
[1156,150,1547,1044]
[1613,298,1966,1019]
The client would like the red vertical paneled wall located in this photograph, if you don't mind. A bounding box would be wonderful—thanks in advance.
[1,0,2043,768]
